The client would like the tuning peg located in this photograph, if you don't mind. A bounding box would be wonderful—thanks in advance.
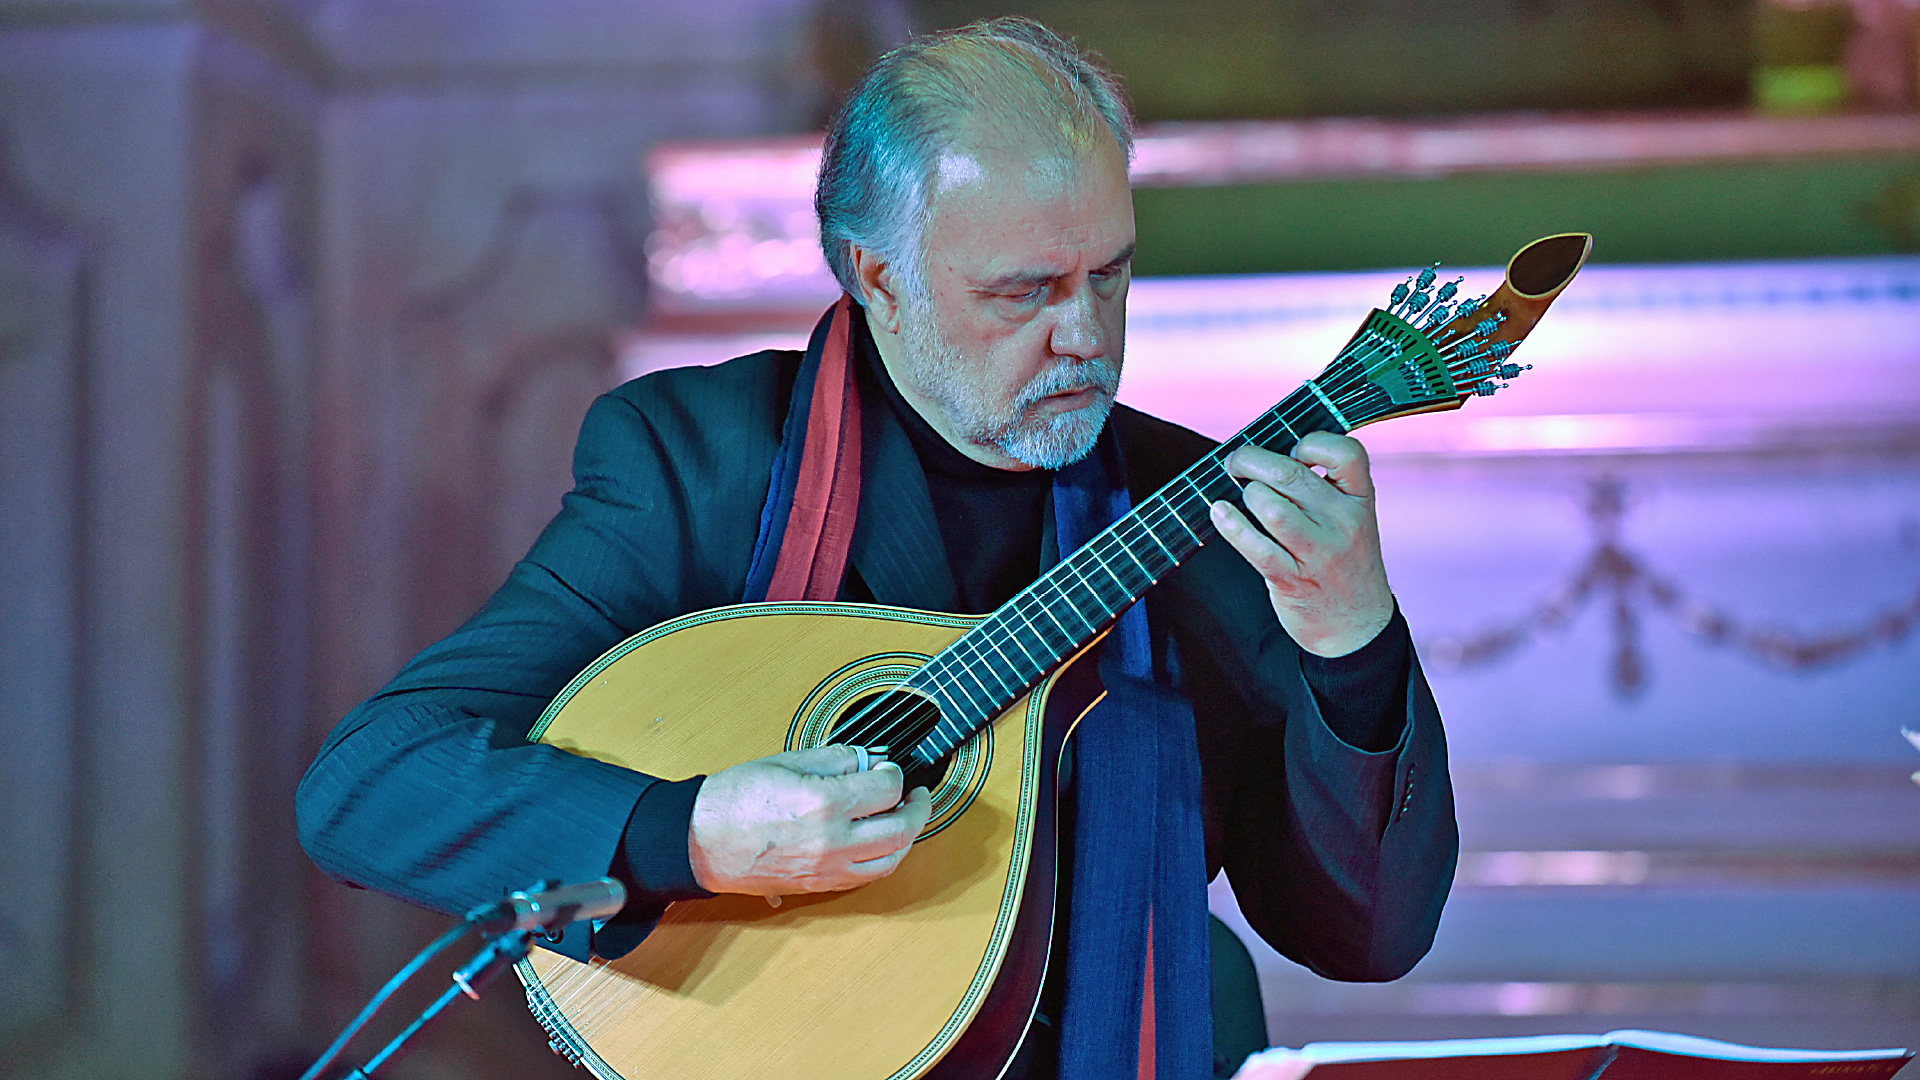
[1436,277,1461,303]
[1473,380,1502,396]
[1498,363,1530,380]
[1416,263,1438,290]
[1390,282,1410,308]
[1407,291,1430,314]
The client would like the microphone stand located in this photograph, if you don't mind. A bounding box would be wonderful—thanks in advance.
[300,878,625,1080]
[339,926,538,1079]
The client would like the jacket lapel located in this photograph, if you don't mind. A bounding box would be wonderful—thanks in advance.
[847,356,959,612]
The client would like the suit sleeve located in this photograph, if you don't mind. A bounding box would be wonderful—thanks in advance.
[1206,601,1457,982]
[295,390,734,960]
[1112,405,1457,982]
[1164,536,1456,983]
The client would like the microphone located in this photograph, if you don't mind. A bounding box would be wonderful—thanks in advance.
[467,878,627,936]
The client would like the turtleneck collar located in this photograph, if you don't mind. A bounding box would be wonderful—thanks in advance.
[850,304,1055,486]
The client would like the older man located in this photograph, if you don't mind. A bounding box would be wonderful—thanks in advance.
[298,18,1456,1080]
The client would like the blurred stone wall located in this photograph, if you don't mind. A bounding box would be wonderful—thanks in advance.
[0,2,853,1077]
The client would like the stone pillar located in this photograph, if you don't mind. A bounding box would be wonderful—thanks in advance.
[0,5,323,1076]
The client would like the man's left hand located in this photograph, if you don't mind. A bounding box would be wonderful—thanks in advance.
[1209,433,1395,657]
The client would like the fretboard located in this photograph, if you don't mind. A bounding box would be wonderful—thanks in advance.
[900,376,1355,768]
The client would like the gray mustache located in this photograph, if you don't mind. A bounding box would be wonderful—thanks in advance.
[1013,359,1120,411]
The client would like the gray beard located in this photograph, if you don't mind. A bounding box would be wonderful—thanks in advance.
[897,308,1120,470]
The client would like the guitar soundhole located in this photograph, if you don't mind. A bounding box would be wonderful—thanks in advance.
[831,690,953,795]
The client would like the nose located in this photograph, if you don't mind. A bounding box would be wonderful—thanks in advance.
[1047,281,1109,361]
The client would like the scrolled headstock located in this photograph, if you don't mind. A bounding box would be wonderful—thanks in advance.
[1314,233,1592,430]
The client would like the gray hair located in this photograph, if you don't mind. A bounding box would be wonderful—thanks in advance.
[814,17,1135,302]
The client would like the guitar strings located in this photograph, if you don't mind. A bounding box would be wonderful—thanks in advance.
[830,325,1465,755]
[531,957,618,1045]
[828,309,1498,756]
[546,957,604,1012]
[572,962,636,1036]
[826,320,1474,754]
[823,330,1411,754]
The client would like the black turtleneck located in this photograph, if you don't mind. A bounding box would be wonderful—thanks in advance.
[863,339,1055,616]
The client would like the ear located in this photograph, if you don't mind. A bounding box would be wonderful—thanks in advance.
[849,243,906,335]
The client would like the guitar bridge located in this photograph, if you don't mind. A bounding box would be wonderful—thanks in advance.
[524,969,588,1067]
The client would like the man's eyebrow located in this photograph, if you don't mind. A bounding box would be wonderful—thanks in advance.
[978,242,1138,292]
[1100,241,1137,271]
[979,269,1058,292]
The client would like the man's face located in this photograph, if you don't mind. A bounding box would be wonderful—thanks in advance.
[893,130,1135,470]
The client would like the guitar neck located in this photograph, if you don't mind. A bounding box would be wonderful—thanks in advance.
[895,232,1595,767]
[900,378,1355,768]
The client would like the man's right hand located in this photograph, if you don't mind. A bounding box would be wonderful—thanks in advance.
[687,745,934,897]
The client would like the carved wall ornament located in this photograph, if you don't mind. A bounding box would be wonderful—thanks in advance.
[1421,476,1920,697]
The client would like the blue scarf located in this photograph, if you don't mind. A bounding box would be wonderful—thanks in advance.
[747,300,1213,1079]
[1053,432,1213,1080]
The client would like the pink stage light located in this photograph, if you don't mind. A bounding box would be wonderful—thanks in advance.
[641,113,1920,316]
[622,257,1920,455]
[1116,257,1920,452]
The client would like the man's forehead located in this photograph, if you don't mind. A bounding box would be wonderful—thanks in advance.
[935,150,986,191]
[937,114,1113,192]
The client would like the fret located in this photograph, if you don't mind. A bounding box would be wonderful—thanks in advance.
[1119,536,1158,583]
[1164,483,1209,525]
[1170,502,1206,548]
[1016,609,1059,657]
[1087,545,1130,596]
[1256,388,1342,453]
[962,635,1021,699]
[965,636,1020,698]
[941,662,990,718]
[1118,530,1159,579]
[924,684,967,738]
[1136,507,1182,561]
[975,618,1021,676]
[1109,517,1163,574]
[930,674,975,729]
[1045,577,1098,634]
[1024,615,1064,659]
[1035,592,1076,638]
[1144,511,1190,561]
[1270,408,1301,441]
[1060,557,1111,623]
[995,618,1041,670]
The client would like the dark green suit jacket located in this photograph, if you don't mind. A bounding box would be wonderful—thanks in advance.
[296,346,1457,976]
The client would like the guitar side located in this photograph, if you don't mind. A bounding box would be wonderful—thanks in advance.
[515,601,1100,1080]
